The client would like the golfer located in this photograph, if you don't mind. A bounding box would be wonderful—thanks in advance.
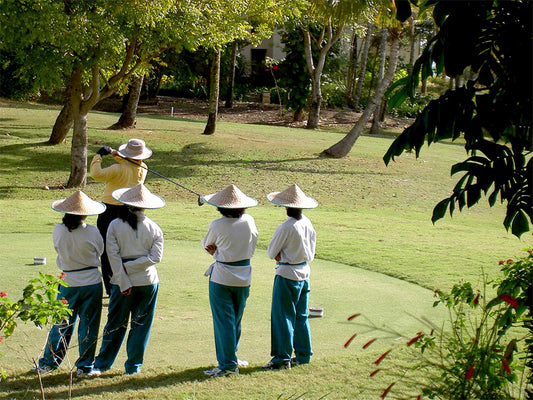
[93,184,165,375]
[89,138,152,295]
[262,184,317,370]
[201,184,258,377]
[37,190,106,377]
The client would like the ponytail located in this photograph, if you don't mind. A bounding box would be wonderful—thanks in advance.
[118,206,139,231]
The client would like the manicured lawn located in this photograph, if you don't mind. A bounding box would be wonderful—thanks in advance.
[0,100,529,399]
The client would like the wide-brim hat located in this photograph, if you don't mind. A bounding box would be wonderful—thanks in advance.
[202,184,258,209]
[267,184,318,209]
[117,138,152,160]
[51,190,107,215]
[112,184,165,209]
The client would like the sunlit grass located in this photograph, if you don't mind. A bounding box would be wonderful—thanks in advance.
[0,99,529,399]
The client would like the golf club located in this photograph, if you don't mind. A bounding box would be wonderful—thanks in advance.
[117,154,205,206]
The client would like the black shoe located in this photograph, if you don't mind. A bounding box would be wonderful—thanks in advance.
[262,360,291,370]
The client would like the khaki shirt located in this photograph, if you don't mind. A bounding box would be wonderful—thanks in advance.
[89,154,147,205]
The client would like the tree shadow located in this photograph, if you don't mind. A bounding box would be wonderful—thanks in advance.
[1,365,267,399]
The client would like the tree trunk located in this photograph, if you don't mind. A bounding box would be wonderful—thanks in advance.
[306,78,322,129]
[203,48,221,135]
[48,103,74,144]
[320,33,400,158]
[47,69,83,144]
[370,28,388,135]
[108,75,144,130]
[225,41,238,109]
[66,112,89,187]
[408,16,416,75]
[345,30,358,108]
[303,23,343,130]
[353,21,373,111]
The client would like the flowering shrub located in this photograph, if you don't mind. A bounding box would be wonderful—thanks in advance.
[0,272,71,379]
[345,250,532,399]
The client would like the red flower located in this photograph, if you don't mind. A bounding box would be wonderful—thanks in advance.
[58,272,66,279]
[0,291,6,298]
[499,260,505,265]
[466,363,475,380]
[473,293,480,305]
[506,259,513,264]
[415,396,421,400]
[407,332,424,346]
[502,359,511,374]
[363,338,377,349]
[347,313,360,320]
[369,369,380,377]
[500,294,519,309]
[61,299,68,305]
[380,382,395,399]
[0,336,4,343]
[272,65,279,71]
[374,350,391,365]
[344,333,357,348]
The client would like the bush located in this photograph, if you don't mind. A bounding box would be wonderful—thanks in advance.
[344,250,532,399]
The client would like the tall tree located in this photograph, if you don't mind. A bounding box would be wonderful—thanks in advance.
[197,0,303,135]
[320,1,410,157]
[0,0,202,187]
[109,75,144,130]
[299,0,371,129]
[344,29,359,108]
[384,0,532,238]
[352,21,374,111]
[369,27,388,135]
[320,27,401,157]
[203,48,221,135]
[224,41,239,109]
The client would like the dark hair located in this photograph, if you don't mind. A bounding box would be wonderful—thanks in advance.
[217,207,244,218]
[118,206,140,230]
[62,213,84,231]
[286,207,302,220]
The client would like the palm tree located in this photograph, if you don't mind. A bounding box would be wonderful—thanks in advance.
[320,27,401,157]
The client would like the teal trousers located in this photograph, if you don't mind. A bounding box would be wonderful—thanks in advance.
[270,275,312,365]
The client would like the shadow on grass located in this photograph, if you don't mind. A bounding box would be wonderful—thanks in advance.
[1,366,267,399]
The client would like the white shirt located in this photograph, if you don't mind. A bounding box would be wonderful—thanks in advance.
[202,213,258,287]
[53,223,104,287]
[267,215,316,281]
[107,211,164,292]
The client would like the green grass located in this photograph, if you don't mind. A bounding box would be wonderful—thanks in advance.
[0,99,530,399]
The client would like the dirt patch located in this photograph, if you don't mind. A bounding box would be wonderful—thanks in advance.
[94,96,412,131]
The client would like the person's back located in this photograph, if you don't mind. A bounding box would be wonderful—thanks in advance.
[205,213,258,263]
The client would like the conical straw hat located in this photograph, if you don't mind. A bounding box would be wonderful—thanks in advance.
[112,184,165,209]
[51,190,106,215]
[266,184,318,209]
[117,138,152,160]
[202,184,258,209]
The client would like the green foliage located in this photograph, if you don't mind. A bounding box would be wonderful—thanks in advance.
[321,76,347,108]
[420,279,526,400]
[0,272,71,380]
[345,252,531,399]
[277,25,311,114]
[384,0,532,238]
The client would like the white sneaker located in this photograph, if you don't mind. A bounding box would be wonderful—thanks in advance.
[32,365,55,375]
[237,359,249,367]
[76,368,101,378]
[203,367,239,377]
